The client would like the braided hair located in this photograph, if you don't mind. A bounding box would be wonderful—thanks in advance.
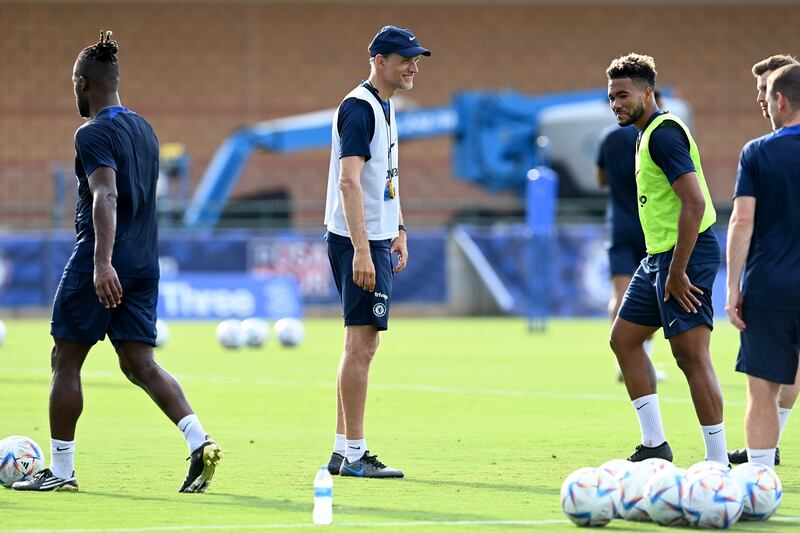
[80,30,118,63]
[76,31,119,86]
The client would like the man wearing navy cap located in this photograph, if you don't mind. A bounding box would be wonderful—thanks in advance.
[323,26,430,478]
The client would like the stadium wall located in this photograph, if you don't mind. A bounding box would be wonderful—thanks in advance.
[0,1,797,227]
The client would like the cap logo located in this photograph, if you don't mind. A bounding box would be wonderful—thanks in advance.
[408,34,416,41]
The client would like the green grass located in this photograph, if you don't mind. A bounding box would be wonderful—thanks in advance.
[0,318,797,531]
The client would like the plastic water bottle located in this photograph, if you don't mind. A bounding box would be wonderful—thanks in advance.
[312,466,333,525]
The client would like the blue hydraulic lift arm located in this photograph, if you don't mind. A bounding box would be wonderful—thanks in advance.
[182,106,457,229]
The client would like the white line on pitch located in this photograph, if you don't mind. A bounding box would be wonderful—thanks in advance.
[3,519,569,533]
[0,367,746,406]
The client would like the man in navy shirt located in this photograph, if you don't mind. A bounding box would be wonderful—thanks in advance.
[725,63,800,469]
[596,91,665,382]
[12,32,220,492]
[728,54,798,467]
[607,54,727,465]
[323,26,429,478]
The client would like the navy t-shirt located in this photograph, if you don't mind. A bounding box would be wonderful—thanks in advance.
[337,82,390,161]
[734,124,800,310]
[68,106,160,279]
[596,125,644,246]
[641,111,696,185]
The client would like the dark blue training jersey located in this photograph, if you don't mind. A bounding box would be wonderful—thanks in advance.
[337,82,391,161]
[68,105,160,279]
[597,125,644,246]
[734,124,800,310]
[641,110,696,185]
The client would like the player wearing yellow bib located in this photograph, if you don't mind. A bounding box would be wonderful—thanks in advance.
[606,53,728,465]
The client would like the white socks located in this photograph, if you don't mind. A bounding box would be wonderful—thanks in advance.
[177,414,208,453]
[345,438,367,463]
[747,447,776,469]
[701,422,728,465]
[632,394,666,447]
[778,407,791,442]
[333,433,346,456]
[50,439,75,480]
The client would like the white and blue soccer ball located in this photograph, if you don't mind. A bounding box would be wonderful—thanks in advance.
[597,459,630,518]
[155,319,170,348]
[729,462,782,521]
[560,466,618,527]
[682,470,744,529]
[0,435,44,487]
[274,317,304,347]
[0,318,6,346]
[686,460,730,481]
[240,317,270,348]
[619,458,672,521]
[643,467,687,526]
[216,319,244,349]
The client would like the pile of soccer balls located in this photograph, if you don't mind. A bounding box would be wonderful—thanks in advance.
[0,435,44,487]
[561,458,782,528]
[215,317,305,350]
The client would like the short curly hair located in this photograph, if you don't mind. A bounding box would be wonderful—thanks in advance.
[606,53,657,88]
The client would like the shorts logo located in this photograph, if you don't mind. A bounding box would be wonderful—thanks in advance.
[373,302,387,317]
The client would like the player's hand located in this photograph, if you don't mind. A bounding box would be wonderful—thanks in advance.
[725,286,746,331]
[391,232,408,273]
[352,248,376,292]
[663,269,703,314]
[94,262,122,309]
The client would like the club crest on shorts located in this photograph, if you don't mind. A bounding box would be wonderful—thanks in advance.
[373,302,387,317]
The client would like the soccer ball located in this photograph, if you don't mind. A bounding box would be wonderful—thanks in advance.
[0,435,44,487]
[643,467,687,526]
[240,317,270,348]
[686,460,729,481]
[560,466,618,527]
[155,319,170,348]
[682,470,744,529]
[274,317,304,347]
[729,462,782,521]
[216,319,244,349]
[597,459,630,517]
[0,318,6,346]
[619,459,670,521]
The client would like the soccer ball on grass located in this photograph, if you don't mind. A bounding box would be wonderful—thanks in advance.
[0,435,44,487]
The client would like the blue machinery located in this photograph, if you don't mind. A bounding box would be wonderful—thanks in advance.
[182,88,610,229]
[181,89,614,329]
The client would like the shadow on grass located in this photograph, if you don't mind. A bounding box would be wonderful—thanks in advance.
[83,490,503,523]
[402,477,559,496]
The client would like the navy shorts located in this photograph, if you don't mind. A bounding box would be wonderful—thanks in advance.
[618,260,717,339]
[608,239,647,277]
[50,269,158,347]
[736,306,800,384]
[326,232,393,331]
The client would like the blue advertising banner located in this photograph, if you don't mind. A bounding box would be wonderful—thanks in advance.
[158,273,301,320]
[0,226,728,318]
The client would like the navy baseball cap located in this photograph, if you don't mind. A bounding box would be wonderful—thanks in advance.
[369,26,431,58]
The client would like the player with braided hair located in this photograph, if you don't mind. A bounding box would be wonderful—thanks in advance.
[12,31,221,493]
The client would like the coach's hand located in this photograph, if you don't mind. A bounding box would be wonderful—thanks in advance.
[664,268,703,314]
[391,232,408,274]
[352,248,376,292]
[94,262,123,309]
[725,286,746,331]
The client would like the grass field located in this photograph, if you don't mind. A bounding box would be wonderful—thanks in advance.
[0,317,797,532]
